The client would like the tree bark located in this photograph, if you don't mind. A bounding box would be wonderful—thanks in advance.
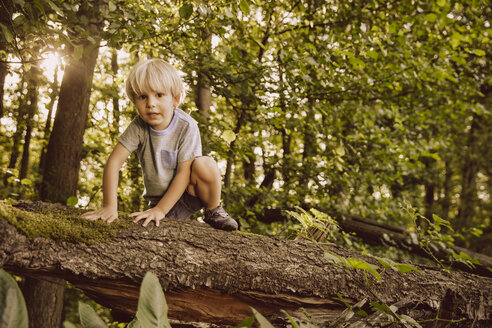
[250,208,492,277]
[455,114,481,229]
[22,276,65,328]
[0,0,13,119]
[39,65,59,175]
[0,60,7,119]
[40,44,100,203]
[19,56,41,180]
[110,49,120,142]
[6,126,24,175]
[40,0,104,204]
[0,201,491,327]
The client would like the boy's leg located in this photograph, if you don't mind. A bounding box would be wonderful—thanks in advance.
[188,156,221,210]
[188,156,238,231]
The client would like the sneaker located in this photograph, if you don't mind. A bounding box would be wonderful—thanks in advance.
[204,206,238,231]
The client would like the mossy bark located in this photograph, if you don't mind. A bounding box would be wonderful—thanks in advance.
[0,201,491,327]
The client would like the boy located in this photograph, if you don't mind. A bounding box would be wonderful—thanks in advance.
[82,59,238,231]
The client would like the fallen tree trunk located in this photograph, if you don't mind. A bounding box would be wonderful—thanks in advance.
[0,201,491,327]
[259,208,492,277]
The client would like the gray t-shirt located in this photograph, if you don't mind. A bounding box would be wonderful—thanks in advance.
[118,108,202,204]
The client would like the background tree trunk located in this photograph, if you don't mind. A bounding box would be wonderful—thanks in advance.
[1,201,491,327]
[194,27,211,121]
[19,55,41,180]
[40,26,101,203]
[38,65,59,175]
[110,49,120,142]
[0,0,13,119]
[456,114,481,229]
[22,276,65,328]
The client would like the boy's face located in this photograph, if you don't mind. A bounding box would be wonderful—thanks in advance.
[135,90,178,130]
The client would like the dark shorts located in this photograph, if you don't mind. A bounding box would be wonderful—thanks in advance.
[149,190,204,220]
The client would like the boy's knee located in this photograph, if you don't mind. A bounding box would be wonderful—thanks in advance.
[192,156,219,180]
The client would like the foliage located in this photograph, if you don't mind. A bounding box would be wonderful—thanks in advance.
[404,203,484,269]
[0,269,28,328]
[79,302,108,328]
[284,206,340,242]
[133,272,171,328]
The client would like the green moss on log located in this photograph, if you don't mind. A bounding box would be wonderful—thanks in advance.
[0,200,133,244]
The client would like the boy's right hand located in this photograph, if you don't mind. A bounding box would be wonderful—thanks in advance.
[81,206,118,223]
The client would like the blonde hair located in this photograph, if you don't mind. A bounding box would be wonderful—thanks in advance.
[125,59,186,106]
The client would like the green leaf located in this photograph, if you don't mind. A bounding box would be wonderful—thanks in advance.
[46,0,64,16]
[425,13,438,23]
[375,257,393,269]
[355,309,368,316]
[280,310,299,328]
[20,179,32,186]
[346,258,381,281]
[222,130,236,143]
[0,269,28,328]
[127,318,142,328]
[0,23,13,43]
[349,57,365,70]
[135,272,171,328]
[325,251,348,267]
[252,38,266,50]
[370,301,392,314]
[179,3,194,20]
[420,151,441,161]
[431,214,453,231]
[437,0,447,7]
[472,49,485,56]
[367,50,379,60]
[234,315,255,328]
[108,0,116,11]
[66,196,78,207]
[62,321,78,328]
[455,252,481,265]
[450,33,461,48]
[392,263,421,274]
[335,145,345,156]
[239,0,251,15]
[251,308,275,328]
[79,302,107,328]
[336,293,352,309]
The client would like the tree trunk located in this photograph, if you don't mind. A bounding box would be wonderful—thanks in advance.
[19,57,41,180]
[440,159,453,220]
[6,127,24,174]
[39,65,59,175]
[1,201,491,327]
[5,72,27,183]
[455,114,481,229]
[0,61,7,119]
[110,49,120,142]
[224,108,248,197]
[40,18,101,203]
[22,276,65,328]
[0,0,13,119]
[195,70,211,120]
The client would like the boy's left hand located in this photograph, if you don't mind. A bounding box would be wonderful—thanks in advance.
[130,207,166,227]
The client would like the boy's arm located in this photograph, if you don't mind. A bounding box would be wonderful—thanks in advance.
[81,142,130,222]
[131,158,193,227]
